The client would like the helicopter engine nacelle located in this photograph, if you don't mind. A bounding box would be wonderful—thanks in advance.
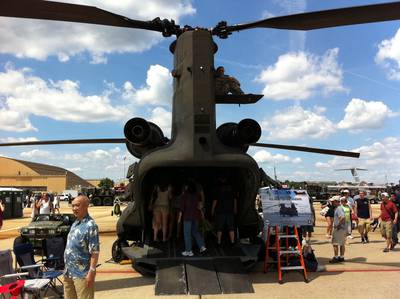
[124,117,167,158]
[216,118,261,152]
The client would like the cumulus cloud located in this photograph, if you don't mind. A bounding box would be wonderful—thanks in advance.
[20,149,53,159]
[0,110,37,132]
[122,65,172,106]
[261,106,336,140]
[0,65,129,131]
[149,106,172,137]
[375,28,400,80]
[252,150,302,164]
[337,98,396,131]
[3,145,139,180]
[315,137,400,182]
[257,48,345,101]
[0,0,195,63]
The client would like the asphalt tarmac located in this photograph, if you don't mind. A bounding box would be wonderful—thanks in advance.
[1,202,399,299]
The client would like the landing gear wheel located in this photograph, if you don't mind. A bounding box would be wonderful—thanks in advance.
[113,203,121,217]
[112,239,129,263]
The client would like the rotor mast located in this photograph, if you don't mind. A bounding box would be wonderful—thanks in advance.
[170,29,219,158]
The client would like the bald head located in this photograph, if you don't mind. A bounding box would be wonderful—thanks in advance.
[72,195,90,220]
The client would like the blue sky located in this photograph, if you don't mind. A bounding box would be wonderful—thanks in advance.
[0,0,399,184]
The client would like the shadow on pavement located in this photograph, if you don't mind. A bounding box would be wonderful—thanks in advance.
[95,276,155,292]
[251,269,342,284]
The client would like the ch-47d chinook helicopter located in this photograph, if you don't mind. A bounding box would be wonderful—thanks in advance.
[1,0,399,292]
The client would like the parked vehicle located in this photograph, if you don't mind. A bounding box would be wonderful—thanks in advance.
[20,213,75,249]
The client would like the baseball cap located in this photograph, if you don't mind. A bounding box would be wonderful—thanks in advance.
[342,189,350,193]
[329,195,341,202]
[381,192,389,197]
[340,196,347,201]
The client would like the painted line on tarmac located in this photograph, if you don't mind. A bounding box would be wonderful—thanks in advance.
[326,268,400,273]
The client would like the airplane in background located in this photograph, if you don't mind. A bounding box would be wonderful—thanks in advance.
[335,167,368,184]
[327,167,387,202]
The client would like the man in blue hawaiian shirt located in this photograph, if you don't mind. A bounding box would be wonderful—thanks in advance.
[64,195,99,299]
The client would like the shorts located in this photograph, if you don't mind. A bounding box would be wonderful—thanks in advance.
[380,221,393,239]
[332,228,346,246]
[216,214,234,231]
[302,225,314,233]
[357,218,372,233]
[153,205,169,214]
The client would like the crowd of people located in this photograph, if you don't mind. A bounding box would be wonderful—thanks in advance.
[28,192,62,219]
[321,189,400,263]
[148,177,238,257]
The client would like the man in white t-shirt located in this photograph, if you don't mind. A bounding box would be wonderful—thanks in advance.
[38,193,53,214]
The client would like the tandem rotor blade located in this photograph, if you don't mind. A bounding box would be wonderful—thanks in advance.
[227,2,400,32]
[0,138,126,147]
[0,0,164,32]
[250,143,360,158]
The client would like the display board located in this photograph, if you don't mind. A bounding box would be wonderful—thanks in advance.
[260,188,313,226]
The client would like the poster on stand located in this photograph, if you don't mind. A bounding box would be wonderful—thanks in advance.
[259,188,313,226]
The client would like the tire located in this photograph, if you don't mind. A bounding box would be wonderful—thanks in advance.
[104,197,113,206]
[92,197,102,206]
[112,239,129,263]
[113,203,121,216]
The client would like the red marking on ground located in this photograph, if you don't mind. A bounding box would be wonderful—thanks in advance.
[326,268,400,273]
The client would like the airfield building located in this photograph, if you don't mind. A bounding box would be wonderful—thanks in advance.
[0,156,93,193]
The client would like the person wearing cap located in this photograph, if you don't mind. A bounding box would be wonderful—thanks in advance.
[329,196,347,263]
[379,192,398,252]
[341,189,355,239]
[354,190,373,243]
[390,193,400,247]
[340,197,352,243]
[341,189,354,208]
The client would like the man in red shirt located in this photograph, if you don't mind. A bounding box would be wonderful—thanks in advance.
[379,192,398,252]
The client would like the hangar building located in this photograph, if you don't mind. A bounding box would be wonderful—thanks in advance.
[0,156,93,193]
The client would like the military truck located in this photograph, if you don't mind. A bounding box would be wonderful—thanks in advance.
[20,213,75,249]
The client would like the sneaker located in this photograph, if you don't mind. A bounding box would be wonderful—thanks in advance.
[365,236,369,243]
[383,248,390,253]
[199,246,207,253]
[329,257,341,264]
[347,235,354,239]
[390,243,396,250]
[182,251,194,257]
[361,237,366,244]
[338,257,345,262]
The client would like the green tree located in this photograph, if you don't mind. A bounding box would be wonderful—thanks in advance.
[99,178,114,189]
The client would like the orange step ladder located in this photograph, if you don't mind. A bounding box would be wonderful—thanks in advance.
[263,225,308,284]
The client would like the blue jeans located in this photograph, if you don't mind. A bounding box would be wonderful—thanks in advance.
[183,220,205,252]
[392,220,399,244]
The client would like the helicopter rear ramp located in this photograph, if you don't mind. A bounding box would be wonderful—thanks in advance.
[155,257,254,295]
[122,241,258,295]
